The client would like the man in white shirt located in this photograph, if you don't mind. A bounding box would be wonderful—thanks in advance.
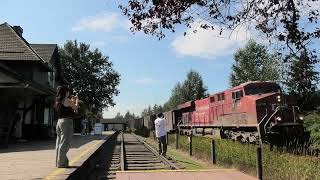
[154,113,167,156]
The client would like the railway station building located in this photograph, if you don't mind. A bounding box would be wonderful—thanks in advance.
[0,22,65,147]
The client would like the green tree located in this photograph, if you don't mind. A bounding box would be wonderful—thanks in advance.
[163,102,171,112]
[124,110,136,120]
[147,105,152,115]
[59,40,120,115]
[153,104,164,114]
[114,112,124,121]
[229,40,280,87]
[152,104,158,114]
[287,50,319,111]
[141,105,154,117]
[181,70,208,101]
[142,70,208,113]
[166,70,208,109]
[165,82,184,110]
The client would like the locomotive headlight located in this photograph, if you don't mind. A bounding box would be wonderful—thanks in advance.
[276,95,281,102]
[276,116,282,121]
[299,116,304,120]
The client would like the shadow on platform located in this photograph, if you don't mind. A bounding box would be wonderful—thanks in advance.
[0,134,106,153]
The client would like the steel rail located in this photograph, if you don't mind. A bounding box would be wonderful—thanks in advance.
[131,133,180,170]
[120,131,125,171]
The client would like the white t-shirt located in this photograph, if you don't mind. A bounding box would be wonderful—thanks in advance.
[154,117,166,137]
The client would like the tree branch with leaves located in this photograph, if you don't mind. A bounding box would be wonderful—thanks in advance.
[119,0,320,61]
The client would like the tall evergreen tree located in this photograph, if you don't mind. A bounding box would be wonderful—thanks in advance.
[165,82,183,110]
[287,49,319,110]
[147,105,152,115]
[181,70,208,101]
[152,104,163,114]
[229,40,280,87]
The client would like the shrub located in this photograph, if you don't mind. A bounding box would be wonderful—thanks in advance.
[304,112,320,150]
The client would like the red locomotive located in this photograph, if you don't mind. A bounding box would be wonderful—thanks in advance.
[178,81,305,144]
[135,81,306,145]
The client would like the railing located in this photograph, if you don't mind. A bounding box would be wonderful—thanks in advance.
[258,109,268,127]
[256,109,269,144]
[263,106,282,134]
[292,106,302,123]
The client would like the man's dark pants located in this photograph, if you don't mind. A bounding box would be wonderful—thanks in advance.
[157,135,167,156]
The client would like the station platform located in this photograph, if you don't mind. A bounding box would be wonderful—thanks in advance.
[116,169,257,180]
[0,131,115,180]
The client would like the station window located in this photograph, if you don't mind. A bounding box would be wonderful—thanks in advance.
[210,96,215,103]
[232,90,243,101]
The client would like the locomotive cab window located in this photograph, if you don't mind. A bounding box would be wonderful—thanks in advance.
[217,93,225,101]
[244,83,280,95]
[232,90,243,101]
[210,96,215,103]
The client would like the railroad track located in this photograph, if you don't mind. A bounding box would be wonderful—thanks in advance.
[88,132,179,180]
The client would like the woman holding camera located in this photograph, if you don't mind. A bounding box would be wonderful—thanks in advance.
[54,86,79,168]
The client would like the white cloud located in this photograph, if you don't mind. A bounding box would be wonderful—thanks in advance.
[112,35,130,43]
[90,41,106,47]
[72,13,129,32]
[103,103,146,118]
[135,78,157,85]
[172,20,251,59]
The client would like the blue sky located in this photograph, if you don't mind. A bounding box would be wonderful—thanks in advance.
[3,0,317,118]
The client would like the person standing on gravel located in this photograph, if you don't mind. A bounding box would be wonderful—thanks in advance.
[154,113,167,156]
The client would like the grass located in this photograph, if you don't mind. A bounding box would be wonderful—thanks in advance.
[304,112,320,150]
[166,133,320,180]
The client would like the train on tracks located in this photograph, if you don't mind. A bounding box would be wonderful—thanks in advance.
[128,81,307,145]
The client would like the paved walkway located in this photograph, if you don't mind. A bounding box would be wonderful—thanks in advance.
[116,169,257,180]
[0,131,114,180]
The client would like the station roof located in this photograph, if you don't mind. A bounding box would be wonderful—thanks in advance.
[0,23,51,71]
[30,44,57,63]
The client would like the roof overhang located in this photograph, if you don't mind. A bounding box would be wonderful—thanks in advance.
[0,64,55,95]
[0,59,53,72]
[0,82,55,96]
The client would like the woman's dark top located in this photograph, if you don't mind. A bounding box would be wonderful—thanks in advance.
[56,101,75,119]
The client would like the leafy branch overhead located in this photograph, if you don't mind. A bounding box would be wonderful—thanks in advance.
[59,40,120,113]
[119,0,320,58]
